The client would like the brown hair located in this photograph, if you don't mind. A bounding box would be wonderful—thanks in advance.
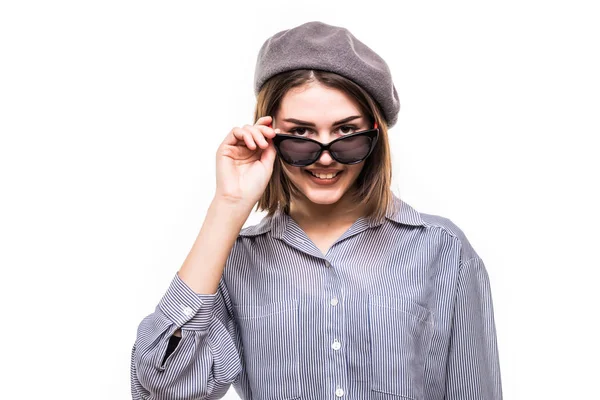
[254,69,395,223]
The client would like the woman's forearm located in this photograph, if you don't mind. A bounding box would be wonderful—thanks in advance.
[177,196,253,295]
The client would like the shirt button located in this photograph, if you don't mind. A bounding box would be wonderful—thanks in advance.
[335,387,345,397]
[330,298,339,306]
[332,339,341,351]
[182,306,194,316]
[325,261,332,268]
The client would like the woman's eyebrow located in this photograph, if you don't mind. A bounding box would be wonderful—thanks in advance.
[282,115,362,127]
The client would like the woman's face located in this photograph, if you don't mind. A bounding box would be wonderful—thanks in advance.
[274,81,370,206]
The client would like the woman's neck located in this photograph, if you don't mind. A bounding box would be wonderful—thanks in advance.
[288,194,365,230]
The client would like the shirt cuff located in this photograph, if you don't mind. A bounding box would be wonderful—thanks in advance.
[157,273,218,331]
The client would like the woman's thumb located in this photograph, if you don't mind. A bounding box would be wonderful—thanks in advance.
[260,144,277,169]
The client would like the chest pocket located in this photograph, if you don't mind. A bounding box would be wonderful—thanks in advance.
[233,300,301,400]
[369,295,434,400]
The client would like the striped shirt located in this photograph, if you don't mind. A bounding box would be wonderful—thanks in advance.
[131,194,502,399]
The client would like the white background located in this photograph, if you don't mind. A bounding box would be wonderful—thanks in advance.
[1,0,598,398]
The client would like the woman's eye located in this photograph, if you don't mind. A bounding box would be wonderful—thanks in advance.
[288,125,357,136]
[289,127,309,136]
[339,125,357,135]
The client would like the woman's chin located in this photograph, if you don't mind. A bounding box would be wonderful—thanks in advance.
[300,186,346,205]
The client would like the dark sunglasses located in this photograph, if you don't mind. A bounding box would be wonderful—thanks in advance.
[271,123,379,167]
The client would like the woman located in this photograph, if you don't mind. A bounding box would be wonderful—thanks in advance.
[131,21,502,400]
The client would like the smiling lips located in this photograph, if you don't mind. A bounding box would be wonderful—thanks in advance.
[306,169,343,179]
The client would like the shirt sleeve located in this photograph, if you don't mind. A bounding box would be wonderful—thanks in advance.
[444,256,503,399]
[131,273,242,400]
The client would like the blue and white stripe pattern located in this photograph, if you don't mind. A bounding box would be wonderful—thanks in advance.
[131,194,502,399]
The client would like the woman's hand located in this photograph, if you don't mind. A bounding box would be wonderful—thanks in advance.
[215,115,278,207]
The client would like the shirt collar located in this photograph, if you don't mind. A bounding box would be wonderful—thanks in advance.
[375,193,426,228]
[239,193,426,239]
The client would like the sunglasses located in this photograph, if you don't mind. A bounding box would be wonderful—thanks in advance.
[271,123,379,167]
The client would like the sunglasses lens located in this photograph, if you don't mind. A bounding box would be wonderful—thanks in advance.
[330,134,373,163]
[278,138,321,166]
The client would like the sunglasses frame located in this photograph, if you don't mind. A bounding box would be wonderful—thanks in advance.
[272,126,380,167]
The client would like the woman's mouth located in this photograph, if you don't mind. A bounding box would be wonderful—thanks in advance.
[304,170,343,185]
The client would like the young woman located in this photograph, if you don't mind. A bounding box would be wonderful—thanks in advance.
[131,21,502,400]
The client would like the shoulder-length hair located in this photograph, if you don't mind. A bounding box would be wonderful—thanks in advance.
[254,69,395,223]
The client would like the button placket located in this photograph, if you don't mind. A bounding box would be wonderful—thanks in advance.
[323,257,347,398]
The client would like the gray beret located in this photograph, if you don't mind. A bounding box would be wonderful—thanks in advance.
[254,21,400,127]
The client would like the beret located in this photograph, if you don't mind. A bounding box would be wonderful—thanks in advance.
[254,21,400,127]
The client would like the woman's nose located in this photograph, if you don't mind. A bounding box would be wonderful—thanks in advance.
[316,149,334,165]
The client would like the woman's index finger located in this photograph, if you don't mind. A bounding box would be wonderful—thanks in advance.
[254,115,273,126]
